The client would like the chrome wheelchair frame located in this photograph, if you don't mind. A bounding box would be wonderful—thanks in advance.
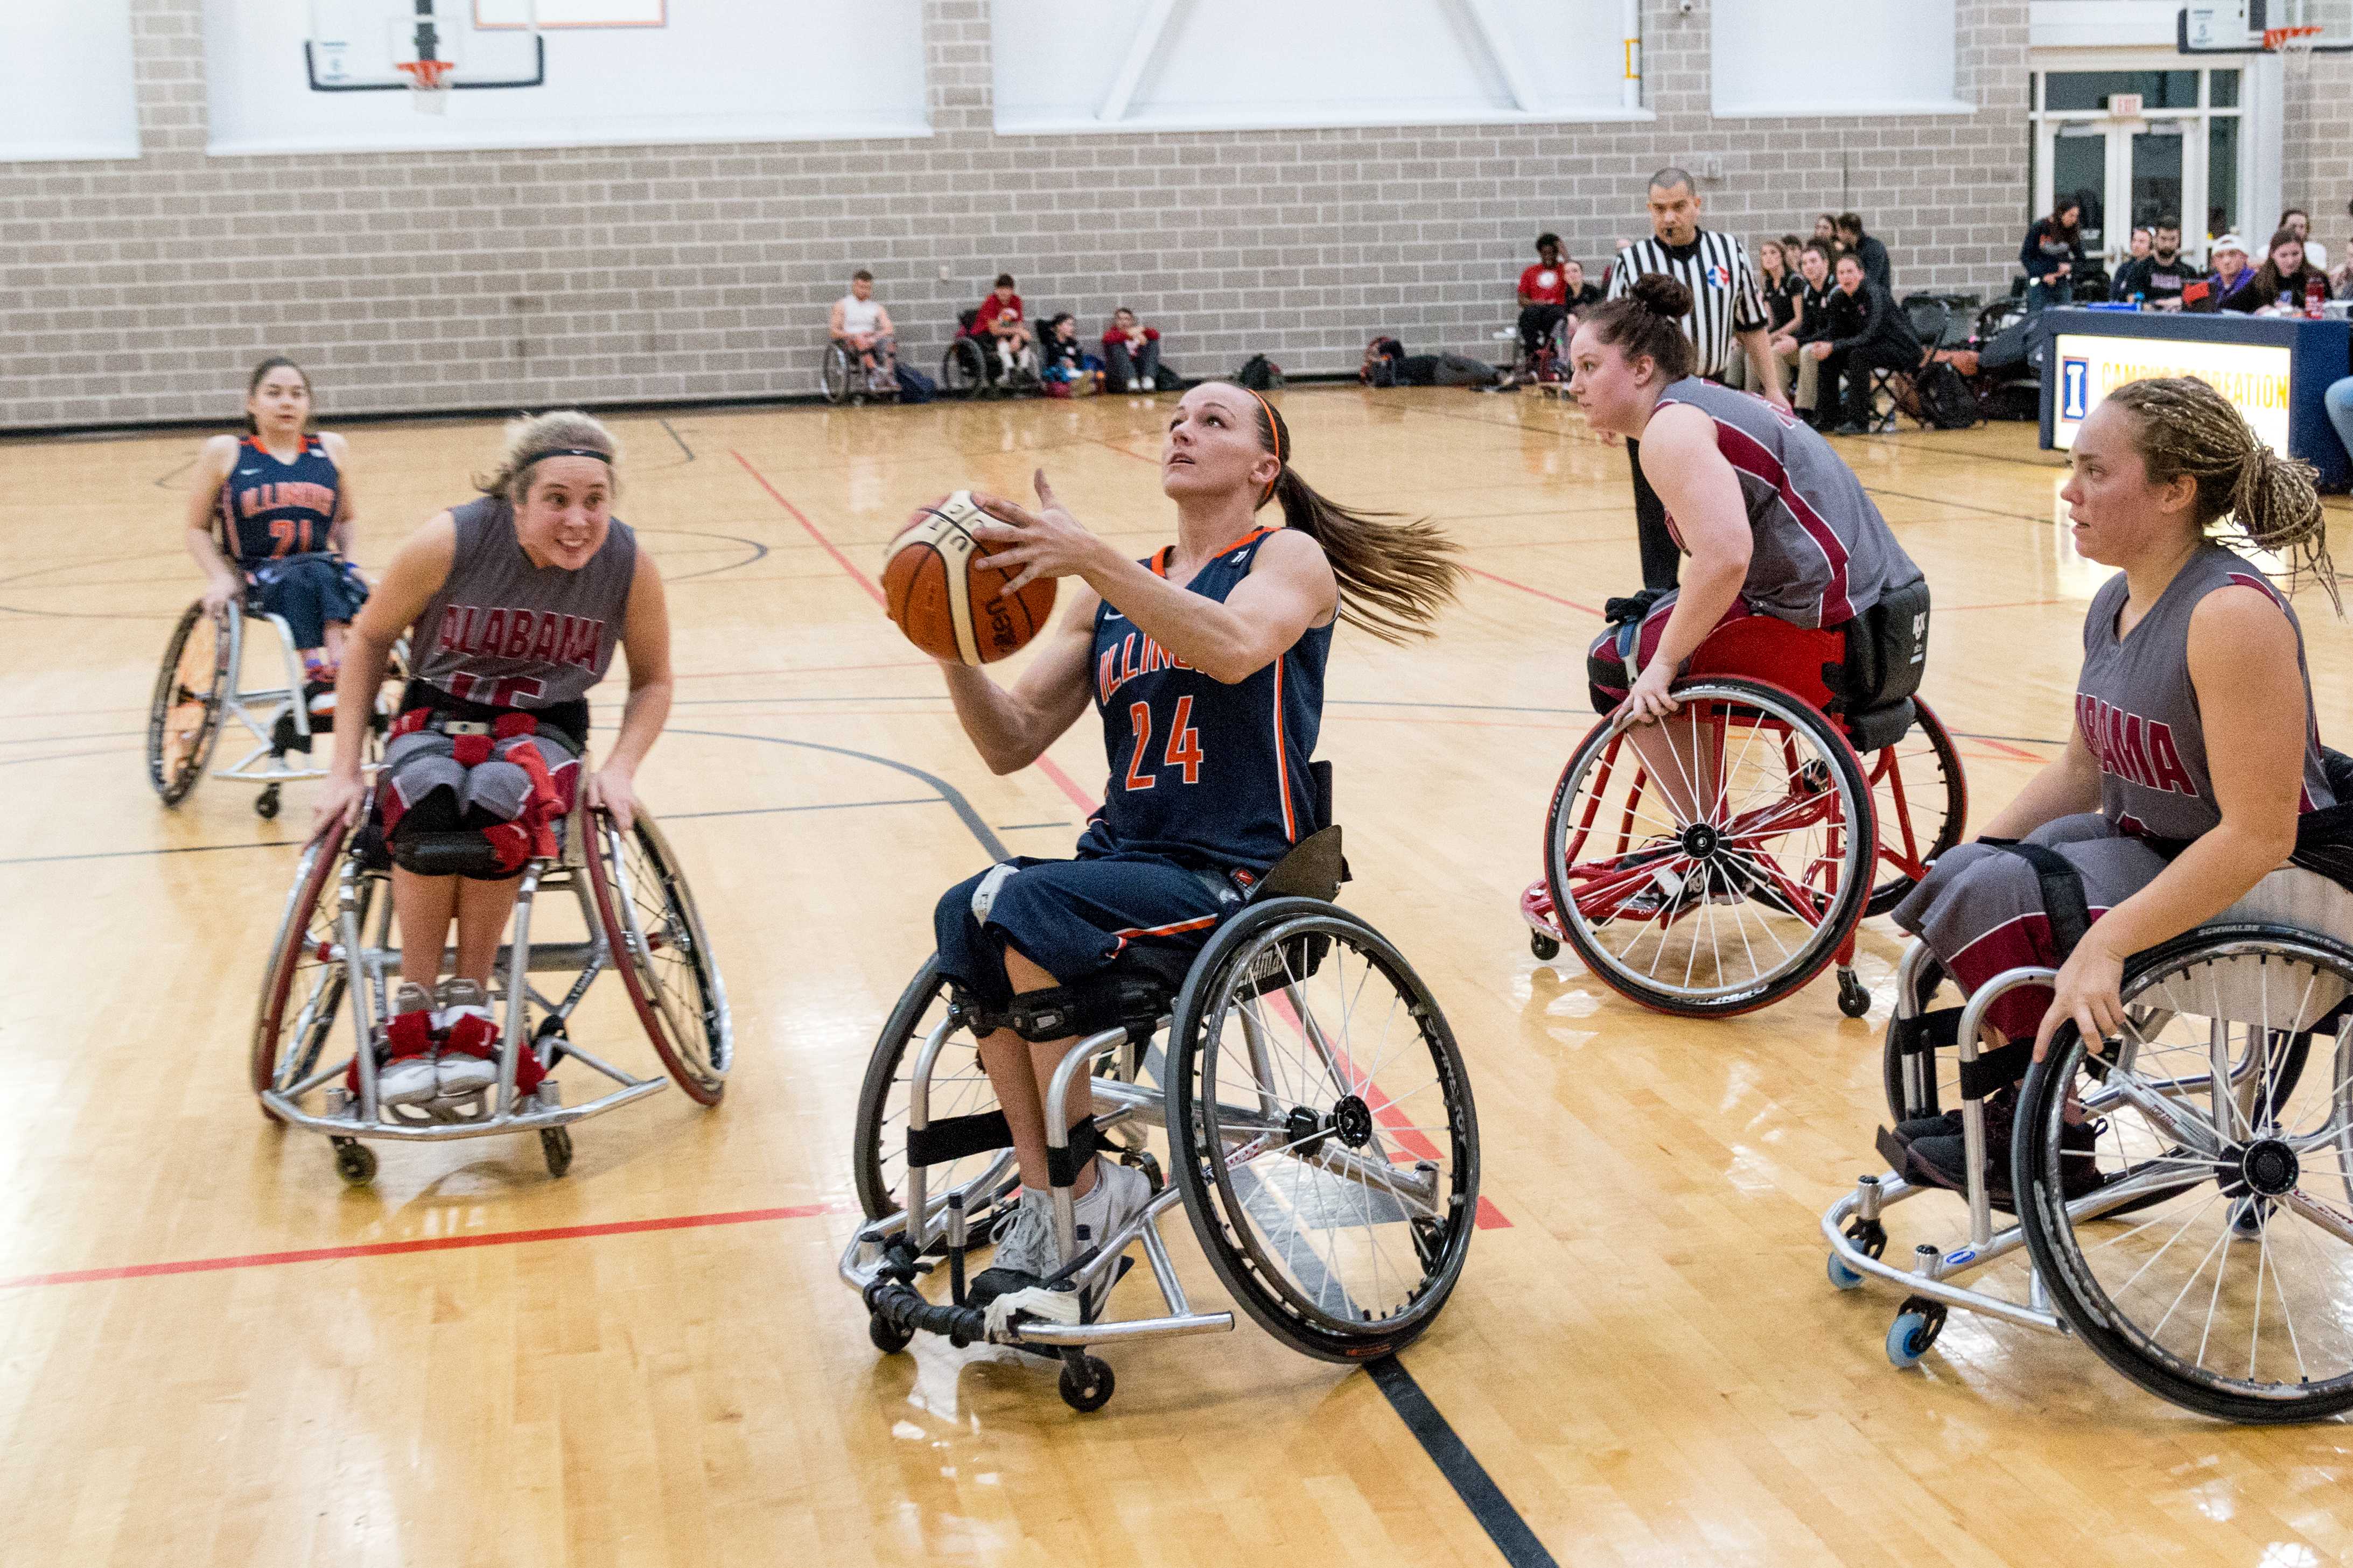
[255,800,730,1185]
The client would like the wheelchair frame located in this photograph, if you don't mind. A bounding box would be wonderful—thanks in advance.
[821,336,898,405]
[841,852,1480,1413]
[256,802,730,1183]
[1823,931,2353,1417]
[149,597,404,818]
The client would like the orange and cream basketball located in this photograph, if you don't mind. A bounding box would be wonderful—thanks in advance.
[881,490,1056,664]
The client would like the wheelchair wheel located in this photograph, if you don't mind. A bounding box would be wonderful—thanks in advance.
[941,337,988,399]
[253,820,368,1120]
[585,808,730,1105]
[149,602,229,805]
[1543,678,1876,1016]
[1167,897,1479,1362]
[2016,925,2353,1422]
[851,958,1022,1234]
[1861,699,1966,918]
[821,341,856,405]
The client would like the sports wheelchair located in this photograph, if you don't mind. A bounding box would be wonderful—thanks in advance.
[1522,581,1966,1017]
[148,596,405,820]
[941,310,1040,400]
[1824,868,2353,1422]
[253,791,729,1185]
[821,336,899,406]
[841,787,1482,1414]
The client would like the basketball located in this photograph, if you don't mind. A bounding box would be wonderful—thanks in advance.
[881,490,1056,664]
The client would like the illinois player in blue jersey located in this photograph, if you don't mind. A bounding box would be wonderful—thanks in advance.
[928,381,1463,1307]
[181,357,367,716]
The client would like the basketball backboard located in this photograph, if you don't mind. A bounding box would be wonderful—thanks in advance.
[305,0,546,98]
[2179,0,2353,53]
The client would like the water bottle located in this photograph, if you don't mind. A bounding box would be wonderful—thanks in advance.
[2307,275,2328,318]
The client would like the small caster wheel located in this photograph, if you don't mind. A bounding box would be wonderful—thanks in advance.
[1827,1253,1865,1291]
[1886,1296,1948,1368]
[1837,971,1871,1018]
[535,1016,569,1068]
[869,1312,915,1354]
[1058,1354,1115,1414]
[1126,1151,1164,1194]
[255,785,282,820]
[1844,1217,1888,1261]
[540,1126,573,1177]
[1530,932,1561,961]
[332,1137,376,1186]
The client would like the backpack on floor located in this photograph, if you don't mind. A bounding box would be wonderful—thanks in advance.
[893,363,936,404]
[1360,336,1406,387]
[1905,360,1978,430]
[1236,354,1284,391]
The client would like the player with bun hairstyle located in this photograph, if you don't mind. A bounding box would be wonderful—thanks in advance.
[313,411,674,1114]
[1570,273,1926,842]
[922,379,1462,1311]
[1889,377,2342,1199]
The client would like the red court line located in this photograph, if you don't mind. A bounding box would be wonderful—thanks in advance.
[1034,754,1100,813]
[1465,566,1605,618]
[1971,736,2046,763]
[1098,440,1160,465]
[0,1200,850,1291]
[729,449,887,608]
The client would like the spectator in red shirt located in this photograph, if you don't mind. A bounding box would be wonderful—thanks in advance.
[1515,233,1573,360]
[1102,307,1164,392]
[971,273,1036,381]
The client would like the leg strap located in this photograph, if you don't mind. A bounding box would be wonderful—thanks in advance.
[982,974,1170,1044]
[1892,1007,1962,1059]
[1993,841,2092,961]
[901,1110,1103,1182]
[1958,1040,2034,1101]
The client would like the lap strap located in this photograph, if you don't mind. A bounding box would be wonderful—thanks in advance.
[1994,842,2092,961]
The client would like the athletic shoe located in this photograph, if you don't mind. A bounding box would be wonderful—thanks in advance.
[1619,858,1746,921]
[1906,1096,2103,1208]
[1130,377,1147,392]
[968,1186,1058,1307]
[1832,421,1871,437]
[1070,1157,1151,1320]
[433,978,501,1096]
[376,981,440,1107]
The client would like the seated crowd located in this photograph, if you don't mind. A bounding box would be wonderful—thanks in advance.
[828,270,1180,399]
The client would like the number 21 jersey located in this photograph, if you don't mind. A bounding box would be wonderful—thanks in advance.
[1077,528,1332,876]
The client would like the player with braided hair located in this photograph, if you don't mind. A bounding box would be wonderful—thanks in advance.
[1889,376,2341,1200]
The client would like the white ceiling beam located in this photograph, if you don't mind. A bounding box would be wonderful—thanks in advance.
[1099,0,1181,123]
[1460,0,1544,113]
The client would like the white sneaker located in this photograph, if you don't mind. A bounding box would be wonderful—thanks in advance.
[1130,377,1146,392]
[433,978,500,1096]
[968,1187,1057,1306]
[1071,1157,1151,1318]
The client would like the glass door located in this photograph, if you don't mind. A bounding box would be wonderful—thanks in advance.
[2049,122,2109,255]
[2128,121,2187,236]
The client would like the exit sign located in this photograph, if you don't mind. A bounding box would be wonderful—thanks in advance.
[2111,92,2144,117]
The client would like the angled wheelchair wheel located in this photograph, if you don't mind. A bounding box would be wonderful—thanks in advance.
[941,337,988,399]
[1543,677,1876,1016]
[253,820,367,1120]
[2016,925,2350,1422]
[149,602,229,805]
[851,957,1021,1235]
[821,341,856,405]
[585,808,730,1105]
[1167,897,1480,1362]
[1861,698,1966,918]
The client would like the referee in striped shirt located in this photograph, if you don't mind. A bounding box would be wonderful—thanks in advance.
[1604,168,1787,590]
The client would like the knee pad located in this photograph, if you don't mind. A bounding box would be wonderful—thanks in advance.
[457,758,532,827]
[380,735,466,838]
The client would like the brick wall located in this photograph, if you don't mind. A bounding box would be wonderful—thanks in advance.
[0,0,2031,430]
[2283,53,2352,239]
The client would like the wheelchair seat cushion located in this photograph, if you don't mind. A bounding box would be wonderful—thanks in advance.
[932,851,1244,1011]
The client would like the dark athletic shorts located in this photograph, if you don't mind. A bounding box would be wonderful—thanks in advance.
[933,852,1245,1009]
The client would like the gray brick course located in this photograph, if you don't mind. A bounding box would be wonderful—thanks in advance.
[10,0,2316,430]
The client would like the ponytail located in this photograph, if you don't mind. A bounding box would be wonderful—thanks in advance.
[1245,391,1462,642]
[2106,376,2339,614]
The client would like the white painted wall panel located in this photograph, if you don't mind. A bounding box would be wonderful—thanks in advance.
[1,2,141,163]
[1713,0,1969,117]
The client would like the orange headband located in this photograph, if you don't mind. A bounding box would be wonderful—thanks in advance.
[1249,388,1284,501]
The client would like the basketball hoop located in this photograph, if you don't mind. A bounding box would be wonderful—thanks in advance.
[2265,22,2326,46]
[394,57,455,113]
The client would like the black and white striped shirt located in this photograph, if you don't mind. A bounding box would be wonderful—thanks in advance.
[1604,228,1770,381]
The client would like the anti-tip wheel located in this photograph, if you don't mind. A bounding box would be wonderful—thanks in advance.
[332,1138,376,1186]
[1530,932,1561,961]
[868,1311,915,1355]
[1058,1354,1115,1413]
[540,1126,575,1178]
[1837,971,1872,1018]
[255,785,282,820]
[1887,1297,1948,1368]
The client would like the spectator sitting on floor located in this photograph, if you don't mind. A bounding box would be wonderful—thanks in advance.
[1102,307,1166,392]
[1834,212,1891,292]
[2020,198,2085,311]
[1040,313,1102,393]
[1803,252,1923,436]
[829,270,898,391]
[2220,229,2329,313]
[2112,219,2194,310]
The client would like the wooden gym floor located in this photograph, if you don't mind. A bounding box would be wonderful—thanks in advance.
[5,387,2353,1567]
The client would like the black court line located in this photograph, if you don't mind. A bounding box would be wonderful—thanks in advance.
[992,821,1069,831]
[658,418,696,462]
[1369,1358,1559,1567]
[664,728,1009,861]
[1862,486,2048,524]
